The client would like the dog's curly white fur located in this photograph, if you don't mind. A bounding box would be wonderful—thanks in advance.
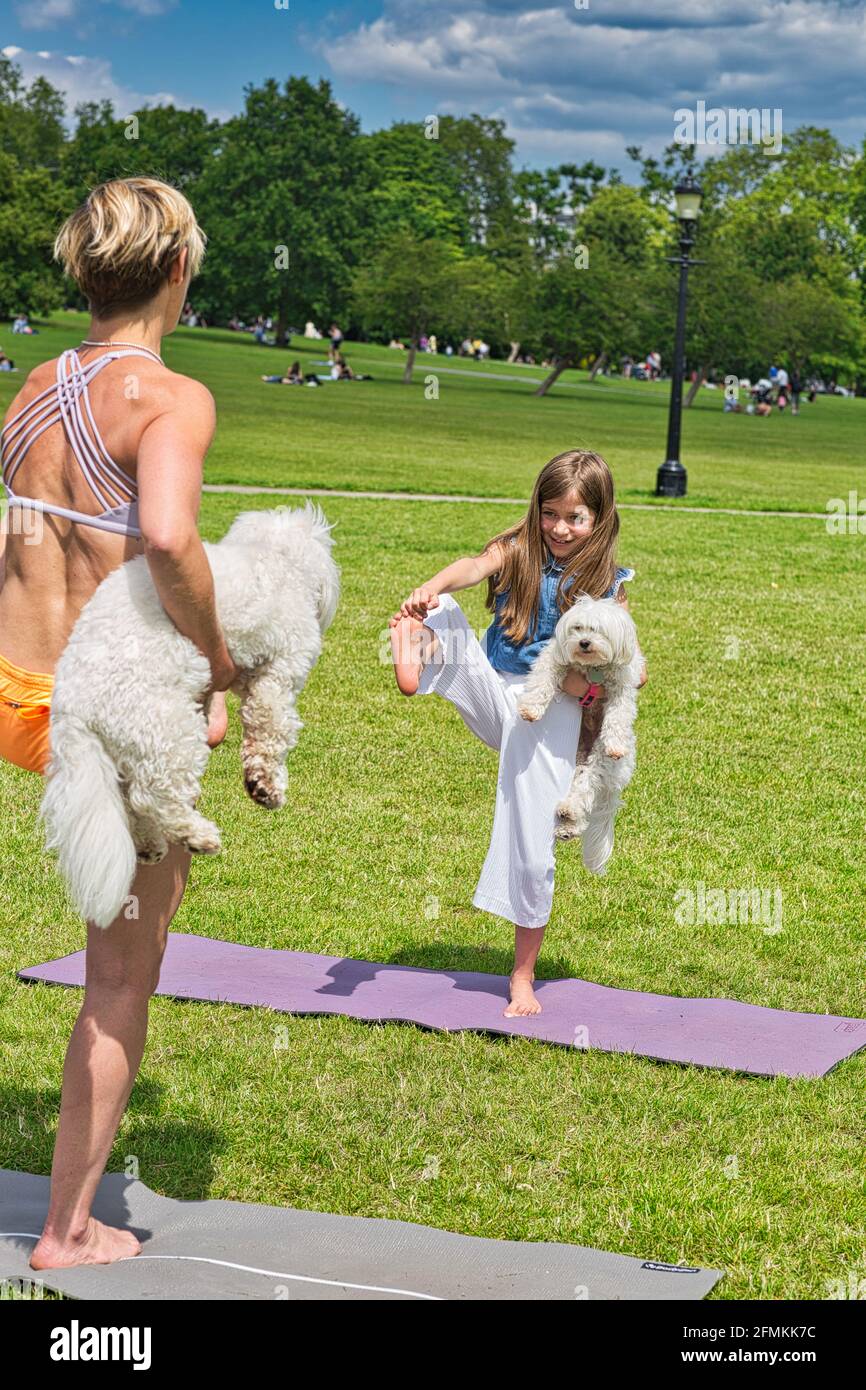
[516,595,642,874]
[38,501,340,928]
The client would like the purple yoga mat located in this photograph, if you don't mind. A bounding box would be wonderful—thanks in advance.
[18,932,866,1078]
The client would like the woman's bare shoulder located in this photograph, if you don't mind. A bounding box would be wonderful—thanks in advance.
[2,357,58,420]
[166,370,216,415]
[133,367,216,436]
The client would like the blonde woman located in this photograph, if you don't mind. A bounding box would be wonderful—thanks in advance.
[0,177,239,1268]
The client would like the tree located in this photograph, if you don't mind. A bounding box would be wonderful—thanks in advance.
[520,241,647,395]
[351,232,498,382]
[62,100,220,201]
[358,122,468,247]
[193,77,367,339]
[437,114,519,256]
[0,56,66,170]
[0,151,69,317]
[520,185,663,395]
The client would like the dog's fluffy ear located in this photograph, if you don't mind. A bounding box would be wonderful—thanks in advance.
[603,600,637,664]
[315,561,341,633]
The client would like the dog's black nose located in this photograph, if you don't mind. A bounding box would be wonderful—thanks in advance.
[578,639,591,650]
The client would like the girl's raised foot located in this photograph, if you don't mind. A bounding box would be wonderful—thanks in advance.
[389,615,429,695]
[30,1217,142,1270]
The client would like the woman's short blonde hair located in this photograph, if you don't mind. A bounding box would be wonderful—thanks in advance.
[54,176,207,314]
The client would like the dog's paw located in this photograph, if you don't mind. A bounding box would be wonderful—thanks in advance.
[556,800,590,835]
[244,774,285,810]
[182,826,222,855]
[517,702,544,722]
[554,817,581,841]
[604,743,626,759]
[136,845,168,865]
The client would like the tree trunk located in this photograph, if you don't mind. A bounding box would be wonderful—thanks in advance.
[507,341,520,363]
[684,363,707,408]
[275,302,290,349]
[403,340,418,384]
[534,354,573,397]
[589,350,608,381]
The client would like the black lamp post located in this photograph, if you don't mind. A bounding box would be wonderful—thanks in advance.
[656,174,704,498]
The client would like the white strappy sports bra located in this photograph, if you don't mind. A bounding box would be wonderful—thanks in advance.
[0,346,162,539]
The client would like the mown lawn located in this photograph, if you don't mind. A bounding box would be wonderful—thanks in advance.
[1,315,864,1300]
[1,311,863,512]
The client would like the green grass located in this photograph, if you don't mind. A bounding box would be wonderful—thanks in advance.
[1,311,863,511]
[1,314,865,1301]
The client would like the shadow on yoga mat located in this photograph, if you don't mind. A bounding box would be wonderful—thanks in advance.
[18,932,866,1078]
[0,1169,722,1300]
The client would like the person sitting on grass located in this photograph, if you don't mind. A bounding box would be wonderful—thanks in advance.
[332,354,372,382]
[261,360,320,386]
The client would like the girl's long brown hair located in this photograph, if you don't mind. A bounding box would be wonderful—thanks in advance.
[481,449,620,644]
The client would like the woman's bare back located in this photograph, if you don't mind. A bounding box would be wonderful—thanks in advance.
[0,347,192,672]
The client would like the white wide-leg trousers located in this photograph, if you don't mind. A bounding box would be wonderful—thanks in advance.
[416,592,583,929]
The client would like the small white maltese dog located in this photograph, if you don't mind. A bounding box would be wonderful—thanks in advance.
[516,595,643,874]
[39,501,340,928]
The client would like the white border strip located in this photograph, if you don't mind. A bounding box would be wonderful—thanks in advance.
[0,1233,440,1299]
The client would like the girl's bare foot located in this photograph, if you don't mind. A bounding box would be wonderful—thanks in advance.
[389,614,434,695]
[504,972,542,1017]
[30,1217,142,1270]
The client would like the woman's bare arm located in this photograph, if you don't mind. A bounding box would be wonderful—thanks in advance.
[137,377,235,688]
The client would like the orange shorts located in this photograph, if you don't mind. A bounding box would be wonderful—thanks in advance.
[0,648,54,775]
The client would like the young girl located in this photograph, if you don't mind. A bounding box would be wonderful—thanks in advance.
[388,449,647,1018]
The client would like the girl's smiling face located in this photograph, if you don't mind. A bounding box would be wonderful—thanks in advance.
[539,488,594,559]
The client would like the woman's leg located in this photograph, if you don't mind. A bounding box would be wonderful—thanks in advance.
[30,700,227,1269]
[30,844,192,1268]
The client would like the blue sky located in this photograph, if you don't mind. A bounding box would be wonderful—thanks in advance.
[2,0,865,172]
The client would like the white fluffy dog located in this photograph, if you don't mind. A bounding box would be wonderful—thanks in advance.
[39,501,340,929]
[516,595,643,875]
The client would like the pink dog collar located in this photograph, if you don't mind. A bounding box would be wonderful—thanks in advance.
[578,681,601,708]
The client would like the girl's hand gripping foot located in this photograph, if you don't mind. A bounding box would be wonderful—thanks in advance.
[388,588,440,696]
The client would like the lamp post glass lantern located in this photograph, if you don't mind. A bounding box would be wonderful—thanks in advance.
[656,174,703,498]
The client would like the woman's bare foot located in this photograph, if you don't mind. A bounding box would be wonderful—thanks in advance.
[504,972,542,1018]
[30,1217,142,1270]
[388,615,434,695]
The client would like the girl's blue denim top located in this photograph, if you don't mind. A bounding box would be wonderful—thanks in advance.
[481,548,636,675]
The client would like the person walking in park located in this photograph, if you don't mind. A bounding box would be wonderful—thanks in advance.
[0,176,238,1268]
[328,322,344,361]
[388,449,648,1018]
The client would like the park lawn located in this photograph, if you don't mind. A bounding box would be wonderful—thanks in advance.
[1,312,863,514]
[1,487,864,1301]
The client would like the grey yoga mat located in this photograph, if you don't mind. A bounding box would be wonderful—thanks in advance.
[0,1169,721,1300]
[18,932,866,1079]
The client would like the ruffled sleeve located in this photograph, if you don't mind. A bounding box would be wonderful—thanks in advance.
[609,565,635,598]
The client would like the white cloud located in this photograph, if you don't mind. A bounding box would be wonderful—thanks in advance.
[1,45,178,121]
[15,0,177,31]
[320,0,866,165]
